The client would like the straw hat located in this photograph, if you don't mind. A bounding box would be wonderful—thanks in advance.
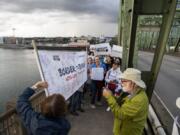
[121,68,146,89]
[176,97,180,109]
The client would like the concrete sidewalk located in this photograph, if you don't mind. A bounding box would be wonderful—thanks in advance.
[67,96,114,135]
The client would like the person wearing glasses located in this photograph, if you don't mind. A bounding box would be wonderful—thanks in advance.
[103,68,149,135]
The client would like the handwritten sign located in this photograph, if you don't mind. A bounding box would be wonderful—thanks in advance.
[91,67,104,81]
[37,50,87,99]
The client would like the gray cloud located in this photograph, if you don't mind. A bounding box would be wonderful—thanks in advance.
[0,0,119,23]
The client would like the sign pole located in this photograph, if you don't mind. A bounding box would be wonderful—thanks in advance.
[32,40,49,96]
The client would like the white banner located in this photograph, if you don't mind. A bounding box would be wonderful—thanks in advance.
[111,45,123,58]
[37,50,87,99]
[92,43,111,56]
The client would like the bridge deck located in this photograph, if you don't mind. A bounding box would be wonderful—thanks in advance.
[67,95,114,135]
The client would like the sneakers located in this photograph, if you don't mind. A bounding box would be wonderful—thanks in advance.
[106,107,111,112]
[91,104,96,109]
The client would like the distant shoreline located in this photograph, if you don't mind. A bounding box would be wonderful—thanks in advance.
[0,44,32,49]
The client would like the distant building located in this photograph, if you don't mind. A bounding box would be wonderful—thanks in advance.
[69,39,90,46]
[87,35,93,41]
[0,37,4,44]
[4,37,16,44]
[70,37,78,42]
[23,38,34,46]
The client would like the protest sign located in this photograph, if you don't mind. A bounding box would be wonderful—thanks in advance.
[92,43,111,56]
[33,44,87,100]
[91,67,104,81]
[111,45,123,58]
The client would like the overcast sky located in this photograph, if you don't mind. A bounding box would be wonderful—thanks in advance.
[0,0,119,37]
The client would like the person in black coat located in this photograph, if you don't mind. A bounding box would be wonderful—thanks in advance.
[16,81,71,135]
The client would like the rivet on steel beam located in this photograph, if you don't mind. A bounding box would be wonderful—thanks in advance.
[128,9,132,13]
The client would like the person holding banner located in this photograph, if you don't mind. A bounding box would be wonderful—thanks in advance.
[16,81,71,135]
[103,68,148,135]
[90,56,106,108]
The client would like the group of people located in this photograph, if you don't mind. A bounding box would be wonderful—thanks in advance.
[87,55,122,109]
[16,53,149,135]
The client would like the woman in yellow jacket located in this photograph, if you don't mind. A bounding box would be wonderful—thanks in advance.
[103,68,149,135]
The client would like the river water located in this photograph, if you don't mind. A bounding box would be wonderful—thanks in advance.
[0,48,41,113]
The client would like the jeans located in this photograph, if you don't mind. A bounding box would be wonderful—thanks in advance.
[91,80,104,105]
[69,91,79,112]
[77,91,83,109]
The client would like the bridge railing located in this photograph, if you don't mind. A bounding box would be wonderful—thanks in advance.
[151,91,180,134]
[0,90,46,135]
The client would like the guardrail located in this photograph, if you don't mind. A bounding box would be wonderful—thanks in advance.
[151,91,180,134]
[0,90,45,135]
[1,89,179,135]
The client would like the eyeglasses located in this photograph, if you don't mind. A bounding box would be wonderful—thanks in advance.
[121,79,131,83]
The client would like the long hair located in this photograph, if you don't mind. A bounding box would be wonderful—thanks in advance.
[40,94,67,118]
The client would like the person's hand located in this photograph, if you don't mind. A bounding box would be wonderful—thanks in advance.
[103,87,112,98]
[31,81,48,91]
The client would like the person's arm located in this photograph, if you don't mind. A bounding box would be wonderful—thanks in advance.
[105,70,111,83]
[103,88,143,120]
[102,63,107,74]
[16,81,48,131]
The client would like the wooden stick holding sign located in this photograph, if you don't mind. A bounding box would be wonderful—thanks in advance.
[32,40,49,96]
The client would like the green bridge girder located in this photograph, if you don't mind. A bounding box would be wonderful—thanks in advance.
[118,0,177,100]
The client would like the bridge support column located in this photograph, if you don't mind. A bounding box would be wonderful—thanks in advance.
[147,0,177,99]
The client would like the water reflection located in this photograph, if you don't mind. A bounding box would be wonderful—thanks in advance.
[0,49,41,113]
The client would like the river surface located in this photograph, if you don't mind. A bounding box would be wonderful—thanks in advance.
[0,48,41,113]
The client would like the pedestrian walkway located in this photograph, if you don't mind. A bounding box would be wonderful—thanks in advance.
[67,95,114,135]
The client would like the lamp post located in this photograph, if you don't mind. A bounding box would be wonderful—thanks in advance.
[12,28,16,37]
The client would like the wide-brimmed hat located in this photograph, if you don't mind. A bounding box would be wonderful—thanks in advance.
[121,68,146,89]
[176,97,180,109]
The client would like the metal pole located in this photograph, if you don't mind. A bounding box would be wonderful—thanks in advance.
[121,0,135,71]
[147,0,177,99]
[118,0,122,46]
[128,13,138,68]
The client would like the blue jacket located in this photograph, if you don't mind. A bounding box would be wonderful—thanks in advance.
[91,63,106,71]
[16,87,71,135]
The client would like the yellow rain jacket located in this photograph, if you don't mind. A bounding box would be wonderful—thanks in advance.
[106,89,149,135]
